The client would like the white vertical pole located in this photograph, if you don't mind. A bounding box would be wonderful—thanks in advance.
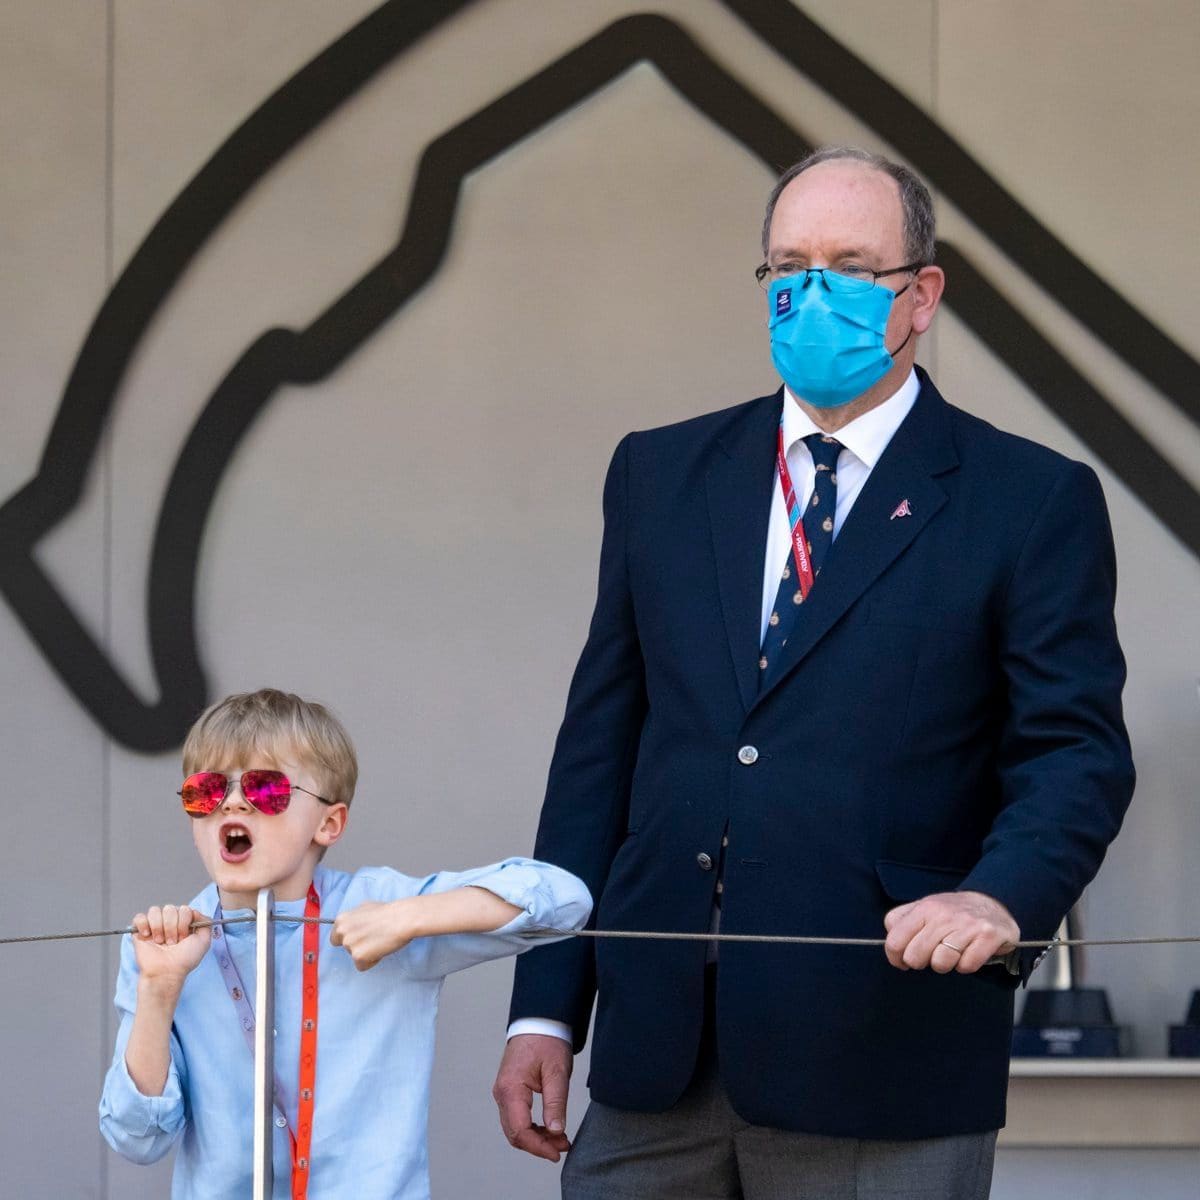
[1050,914,1072,991]
[252,888,276,1200]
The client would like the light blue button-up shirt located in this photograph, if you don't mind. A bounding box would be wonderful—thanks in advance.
[100,859,591,1199]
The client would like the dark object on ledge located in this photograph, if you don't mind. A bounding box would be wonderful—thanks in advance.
[1011,912,1124,1057]
[1012,986,1125,1057]
[1168,990,1200,1058]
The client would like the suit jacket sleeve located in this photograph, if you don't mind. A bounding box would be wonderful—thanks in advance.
[960,460,1135,950]
[508,433,648,1049]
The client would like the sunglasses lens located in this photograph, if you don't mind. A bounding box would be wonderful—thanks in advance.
[241,770,291,815]
[181,772,227,816]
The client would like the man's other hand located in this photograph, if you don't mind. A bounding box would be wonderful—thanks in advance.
[493,1033,574,1162]
[884,890,1019,974]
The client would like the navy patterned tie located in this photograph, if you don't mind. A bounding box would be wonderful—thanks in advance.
[758,433,843,684]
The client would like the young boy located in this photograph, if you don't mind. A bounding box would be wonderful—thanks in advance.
[99,688,591,1199]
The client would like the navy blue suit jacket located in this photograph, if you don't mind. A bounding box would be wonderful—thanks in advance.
[510,369,1134,1138]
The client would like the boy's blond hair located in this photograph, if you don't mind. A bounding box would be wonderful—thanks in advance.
[182,689,358,805]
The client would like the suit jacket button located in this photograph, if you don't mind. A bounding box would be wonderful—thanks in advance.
[737,745,759,765]
[697,852,714,870]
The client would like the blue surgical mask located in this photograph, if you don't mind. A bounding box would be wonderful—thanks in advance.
[767,272,907,408]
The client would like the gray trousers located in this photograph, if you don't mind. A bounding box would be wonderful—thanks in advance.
[561,1040,996,1200]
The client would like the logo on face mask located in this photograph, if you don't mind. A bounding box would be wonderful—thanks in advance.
[767,273,901,408]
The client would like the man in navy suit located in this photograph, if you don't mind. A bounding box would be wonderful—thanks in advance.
[493,146,1134,1198]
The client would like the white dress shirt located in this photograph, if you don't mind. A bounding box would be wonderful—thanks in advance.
[759,369,920,641]
[507,370,921,1045]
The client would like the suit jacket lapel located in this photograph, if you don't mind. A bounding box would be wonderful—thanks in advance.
[756,377,960,703]
[706,392,781,713]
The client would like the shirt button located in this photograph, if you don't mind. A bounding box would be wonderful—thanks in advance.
[275,1116,287,1129]
[697,852,714,871]
[722,835,729,848]
[737,745,759,765]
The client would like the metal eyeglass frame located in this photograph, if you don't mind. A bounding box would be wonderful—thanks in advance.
[754,260,925,291]
[176,769,336,811]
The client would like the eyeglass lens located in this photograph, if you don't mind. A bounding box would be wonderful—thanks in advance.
[759,265,875,293]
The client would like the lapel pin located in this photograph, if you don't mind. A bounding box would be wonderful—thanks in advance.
[890,498,913,520]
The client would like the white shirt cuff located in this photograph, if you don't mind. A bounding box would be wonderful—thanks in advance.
[506,1018,572,1043]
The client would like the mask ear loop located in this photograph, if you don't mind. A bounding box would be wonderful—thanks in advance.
[884,270,920,358]
[886,325,915,359]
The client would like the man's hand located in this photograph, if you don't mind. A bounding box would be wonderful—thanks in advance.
[884,890,1019,974]
[131,904,211,983]
[493,1033,573,1162]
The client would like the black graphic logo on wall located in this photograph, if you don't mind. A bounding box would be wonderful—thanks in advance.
[2,0,1197,751]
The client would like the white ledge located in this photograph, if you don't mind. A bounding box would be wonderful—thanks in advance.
[1003,1060,1200,1147]
[1010,1057,1200,1078]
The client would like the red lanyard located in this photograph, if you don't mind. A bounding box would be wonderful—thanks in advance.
[213,884,320,1198]
[776,421,816,600]
[292,885,320,1200]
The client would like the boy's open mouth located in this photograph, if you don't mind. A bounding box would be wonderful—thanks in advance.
[219,822,253,864]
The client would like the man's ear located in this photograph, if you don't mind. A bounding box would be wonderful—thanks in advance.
[314,802,349,848]
[910,265,945,335]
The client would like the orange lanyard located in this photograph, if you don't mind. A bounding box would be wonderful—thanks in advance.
[213,884,320,1197]
[291,885,320,1199]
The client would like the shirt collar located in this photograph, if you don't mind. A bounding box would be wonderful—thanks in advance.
[209,870,323,919]
[782,368,920,469]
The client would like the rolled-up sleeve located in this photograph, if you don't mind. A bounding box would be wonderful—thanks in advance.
[372,859,592,980]
[98,937,188,1163]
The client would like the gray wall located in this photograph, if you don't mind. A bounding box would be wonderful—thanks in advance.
[1,2,1197,1196]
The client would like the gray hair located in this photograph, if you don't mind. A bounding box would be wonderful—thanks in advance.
[760,146,936,266]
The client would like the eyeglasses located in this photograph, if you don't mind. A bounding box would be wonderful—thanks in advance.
[178,770,335,817]
[754,261,924,293]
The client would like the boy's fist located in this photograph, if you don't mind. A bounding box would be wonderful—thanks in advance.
[131,904,211,983]
[331,899,414,971]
